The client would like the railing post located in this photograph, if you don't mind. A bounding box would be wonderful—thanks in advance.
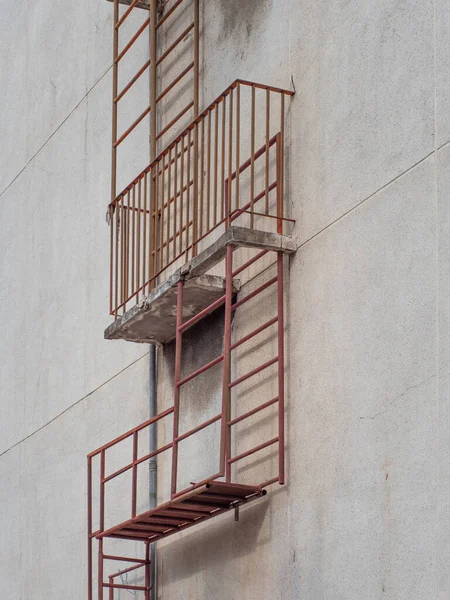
[276,133,282,235]
[132,431,138,517]
[277,252,285,484]
[111,0,119,203]
[171,280,183,497]
[87,457,93,600]
[222,244,233,481]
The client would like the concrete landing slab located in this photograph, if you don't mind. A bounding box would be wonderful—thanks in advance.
[105,227,297,345]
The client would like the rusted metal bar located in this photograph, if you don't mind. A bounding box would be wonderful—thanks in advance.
[214,105,218,225]
[167,146,171,265]
[229,356,279,389]
[277,252,285,483]
[104,555,148,564]
[156,0,183,29]
[115,59,151,103]
[87,457,93,600]
[98,539,104,600]
[177,354,224,387]
[207,109,211,230]
[186,128,191,256]
[111,0,119,204]
[156,22,194,66]
[230,316,278,351]
[156,62,194,104]
[171,281,183,497]
[136,178,141,302]
[222,244,233,481]
[232,249,267,277]
[279,94,285,234]
[227,88,233,224]
[173,140,178,259]
[228,396,279,427]
[104,583,149,591]
[194,0,199,115]
[221,96,226,220]
[179,294,225,333]
[232,276,278,311]
[250,85,255,228]
[108,561,147,578]
[265,88,270,215]
[109,575,114,600]
[145,542,150,600]
[88,407,174,457]
[114,105,151,147]
[150,0,157,161]
[132,431,138,517]
[175,413,222,444]
[235,81,240,211]
[116,0,141,28]
[156,102,194,142]
[228,436,279,465]
[115,18,150,63]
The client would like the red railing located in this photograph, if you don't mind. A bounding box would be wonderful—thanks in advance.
[88,242,286,598]
[108,80,294,317]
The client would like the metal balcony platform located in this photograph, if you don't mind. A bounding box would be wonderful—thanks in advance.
[97,481,266,543]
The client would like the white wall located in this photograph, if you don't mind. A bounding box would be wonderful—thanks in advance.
[1,0,449,598]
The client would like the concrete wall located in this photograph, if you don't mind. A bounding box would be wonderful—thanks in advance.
[1,0,449,599]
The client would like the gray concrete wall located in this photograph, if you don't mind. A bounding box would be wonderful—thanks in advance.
[1,0,449,599]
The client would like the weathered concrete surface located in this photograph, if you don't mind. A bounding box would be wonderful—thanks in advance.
[105,227,296,344]
[105,274,236,344]
[1,1,450,600]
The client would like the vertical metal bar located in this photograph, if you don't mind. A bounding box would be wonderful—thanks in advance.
[160,154,165,273]
[87,457,93,600]
[173,142,178,258]
[265,89,270,215]
[179,137,184,255]
[137,178,141,303]
[186,129,191,257]
[193,0,199,117]
[214,105,219,225]
[120,196,125,312]
[108,576,114,600]
[125,191,130,312]
[221,96,226,220]
[235,82,240,212]
[132,431,138,517]
[227,88,233,223]
[193,123,199,256]
[114,200,120,317]
[171,281,183,497]
[111,0,119,202]
[143,172,147,296]
[167,148,171,265]
[250,86,255,229]
[279,93,285,234]
[109,205,114,316]
[145,542,151,600]
[277,252,285,484]
[276,134,282,235]
[192,0,200,257]
[131,185,136,299]
[98,539,104,600]
[207,109,211,231]
[200,117,205,238]
[149,167,156,291]
[150,0,157,161]
[222,244,233,480]
[100,450,105,531]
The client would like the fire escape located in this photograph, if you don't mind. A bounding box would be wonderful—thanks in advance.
[87,1,295,597]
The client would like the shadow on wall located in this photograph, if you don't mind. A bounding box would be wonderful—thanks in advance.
[216,0,271,45]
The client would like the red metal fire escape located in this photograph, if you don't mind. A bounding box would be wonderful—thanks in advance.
[87,1,295,598]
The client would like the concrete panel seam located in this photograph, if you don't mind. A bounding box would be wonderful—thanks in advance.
[0,351,148,460]
[297,149,436,251]
[0,64,113,200]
